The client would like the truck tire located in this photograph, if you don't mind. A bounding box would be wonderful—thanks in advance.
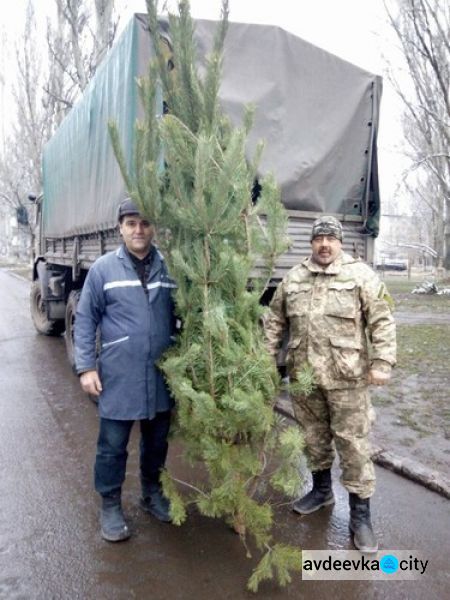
[30,281,65,336]
[65,290,81,370]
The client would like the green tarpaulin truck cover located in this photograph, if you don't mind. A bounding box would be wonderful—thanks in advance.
[42,14,382,238]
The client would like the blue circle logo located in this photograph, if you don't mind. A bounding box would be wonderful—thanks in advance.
[380,554,399,574]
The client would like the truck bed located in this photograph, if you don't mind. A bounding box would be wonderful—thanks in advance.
[42,210,373,283]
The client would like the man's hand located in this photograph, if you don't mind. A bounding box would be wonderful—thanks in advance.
[79,369,103,396]
[368,369,391,386]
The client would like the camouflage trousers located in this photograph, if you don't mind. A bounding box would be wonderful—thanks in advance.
[292,386,376,498]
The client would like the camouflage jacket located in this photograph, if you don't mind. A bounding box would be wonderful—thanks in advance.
[264,252,396,390]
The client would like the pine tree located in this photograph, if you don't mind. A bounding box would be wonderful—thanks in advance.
[109,0,308,590]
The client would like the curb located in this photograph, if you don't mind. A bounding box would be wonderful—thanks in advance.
[1,267,32,282]
[275,398,450,501]
[370,445,450,500]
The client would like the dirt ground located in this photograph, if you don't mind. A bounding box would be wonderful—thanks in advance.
[370,276,450,476]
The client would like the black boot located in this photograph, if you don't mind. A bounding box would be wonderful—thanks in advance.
[100,493,130,542]
[140,482,172,523]
[293,469,334,515]
[349,493,378,553]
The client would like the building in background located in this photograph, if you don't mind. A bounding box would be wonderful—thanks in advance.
[0,203,31,262]
[376,213,438,275]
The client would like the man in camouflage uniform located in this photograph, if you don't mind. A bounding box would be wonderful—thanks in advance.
[264,216,396,553]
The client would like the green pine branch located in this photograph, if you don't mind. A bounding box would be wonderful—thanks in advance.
[109,0,304,591]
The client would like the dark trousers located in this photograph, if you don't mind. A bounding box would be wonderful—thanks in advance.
[94,411,171,497]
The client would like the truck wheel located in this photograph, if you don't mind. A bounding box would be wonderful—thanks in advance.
[65,290,81,369]
[30,281,65,336]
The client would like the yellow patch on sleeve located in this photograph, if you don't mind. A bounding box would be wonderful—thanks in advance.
[378,283,395,310]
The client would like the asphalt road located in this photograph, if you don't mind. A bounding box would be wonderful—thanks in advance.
[0,269,449,599]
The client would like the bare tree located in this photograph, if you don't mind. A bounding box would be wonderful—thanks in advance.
[43,2,73,131]
[0,0,117,259]
[0,2,49,258]
[384,0,450,270]
[0,3,43,221]
[95,0,116,63]
[406,174,445,254]
[45,0,117,118]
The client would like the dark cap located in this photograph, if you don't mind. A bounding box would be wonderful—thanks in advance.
[311,215,343,241]
[117,197,141,221]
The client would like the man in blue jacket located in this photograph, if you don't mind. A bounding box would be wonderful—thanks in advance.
[74,198,177,542]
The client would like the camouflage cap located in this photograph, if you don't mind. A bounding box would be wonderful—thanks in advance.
[310,215,343,241]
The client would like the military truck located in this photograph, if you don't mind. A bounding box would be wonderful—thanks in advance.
[30,14,383,364]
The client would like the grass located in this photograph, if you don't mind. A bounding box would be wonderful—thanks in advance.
[394,408,431,435]
[396,324,450,372]
[383,275,450,313]
[382,276,424,294]
[374,316,450,469]
[395,294,450,313]
[371,394,393,407]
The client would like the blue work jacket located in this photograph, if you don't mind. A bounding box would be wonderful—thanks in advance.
[74,244,177,420]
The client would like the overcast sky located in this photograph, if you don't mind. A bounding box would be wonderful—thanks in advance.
[0,0,407,208]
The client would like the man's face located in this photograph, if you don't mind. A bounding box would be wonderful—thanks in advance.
[311,235,342,266]
[119,215,155,258]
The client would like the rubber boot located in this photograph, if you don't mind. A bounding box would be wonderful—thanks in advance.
[292,469,335,515]
[140,482,172,523]
[100,493,130,542]
[349,493,378,553]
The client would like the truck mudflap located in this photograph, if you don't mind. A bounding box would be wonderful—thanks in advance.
[33,259,67,321]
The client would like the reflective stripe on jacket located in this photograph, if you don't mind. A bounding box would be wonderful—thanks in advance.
[74,244,176,419]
